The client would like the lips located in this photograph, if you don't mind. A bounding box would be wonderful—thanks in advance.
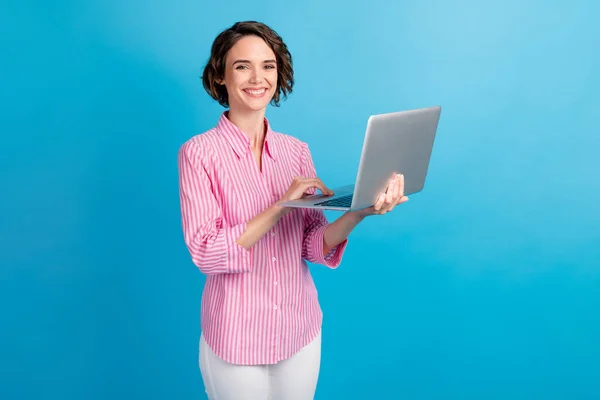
[243,88,268,98]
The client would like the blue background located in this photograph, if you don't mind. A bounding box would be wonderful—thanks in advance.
[2,0,599,399]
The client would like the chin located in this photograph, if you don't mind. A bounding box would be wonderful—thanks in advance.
[247,102,270,111]
[239,99,274,112]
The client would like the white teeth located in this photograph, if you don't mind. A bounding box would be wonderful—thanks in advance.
[245,89,266,95]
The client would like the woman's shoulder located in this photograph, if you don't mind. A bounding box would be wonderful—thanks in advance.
[177,127,224,170]
[275,130,303,145]
[272,130,310,157]
[179,127,222,155]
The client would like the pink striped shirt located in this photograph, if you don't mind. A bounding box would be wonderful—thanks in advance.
[177,112,348,365]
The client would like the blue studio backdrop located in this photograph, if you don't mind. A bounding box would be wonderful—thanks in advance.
[1,0,599,399]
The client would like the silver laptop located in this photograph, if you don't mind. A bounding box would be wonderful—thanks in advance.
[278,106,442,211]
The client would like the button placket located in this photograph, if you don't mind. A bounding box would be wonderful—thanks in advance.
[271,227,281,360]
[272,243,280,311]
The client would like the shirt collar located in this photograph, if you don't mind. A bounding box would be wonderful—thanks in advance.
[216,111,278,161]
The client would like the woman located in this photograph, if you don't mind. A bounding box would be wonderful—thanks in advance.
[177,21,408,400]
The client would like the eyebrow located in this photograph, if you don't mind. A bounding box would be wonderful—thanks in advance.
[232,59,277,65]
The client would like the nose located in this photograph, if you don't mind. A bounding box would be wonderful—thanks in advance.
[249,66,263,84]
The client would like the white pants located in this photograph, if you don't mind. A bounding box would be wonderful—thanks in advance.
[199,331,322,400]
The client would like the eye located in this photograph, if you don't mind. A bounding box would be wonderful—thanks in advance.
[264,64,276,69]
[235,64,249,70]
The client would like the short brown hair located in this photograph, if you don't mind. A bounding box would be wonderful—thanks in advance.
[201,21,294,108]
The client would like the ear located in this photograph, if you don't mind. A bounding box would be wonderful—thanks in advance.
[215,77,225,86]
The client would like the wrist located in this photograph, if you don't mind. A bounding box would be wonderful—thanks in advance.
[271,203,290,218]
[346,210,367,223]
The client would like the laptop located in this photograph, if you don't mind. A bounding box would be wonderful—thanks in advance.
[277,106,442,211]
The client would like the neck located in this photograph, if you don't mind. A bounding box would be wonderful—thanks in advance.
[227,106,267,149]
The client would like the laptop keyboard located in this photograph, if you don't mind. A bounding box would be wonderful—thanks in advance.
[315,194,353,208]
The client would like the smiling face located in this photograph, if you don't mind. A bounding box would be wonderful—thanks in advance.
[202,22,294,109]
[219,35,278,113]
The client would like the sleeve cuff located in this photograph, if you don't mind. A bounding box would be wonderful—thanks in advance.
[311,224,348,268]
[225,222,252,274]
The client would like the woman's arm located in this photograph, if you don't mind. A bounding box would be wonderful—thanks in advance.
[322,173,408,254]
[237,176,334,250]
[235,204,287,250]
[322,211,365,255]
[178,141,255,275]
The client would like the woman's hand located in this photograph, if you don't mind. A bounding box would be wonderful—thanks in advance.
[351,173,409,218]
[278,176,334,207]
[241,176,333,249]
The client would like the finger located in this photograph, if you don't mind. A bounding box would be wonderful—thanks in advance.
[299,179,319,196]
[388,197,395,211]
[398,173,405,197]
[389,180,399,211]
[383,191,391,210]
[374,193,385,211]
[385,179,395,205]
[393,176,401,204]
[311,178,334,195]
[384,180,400,213]
[383,179,397,212]
[305,180,333,195]
[316,181,334,195]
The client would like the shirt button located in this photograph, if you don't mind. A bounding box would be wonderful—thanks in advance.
[271,232,275,237]
[274,281,278,285]
[274,305,278,310]
[272,257,277,262]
